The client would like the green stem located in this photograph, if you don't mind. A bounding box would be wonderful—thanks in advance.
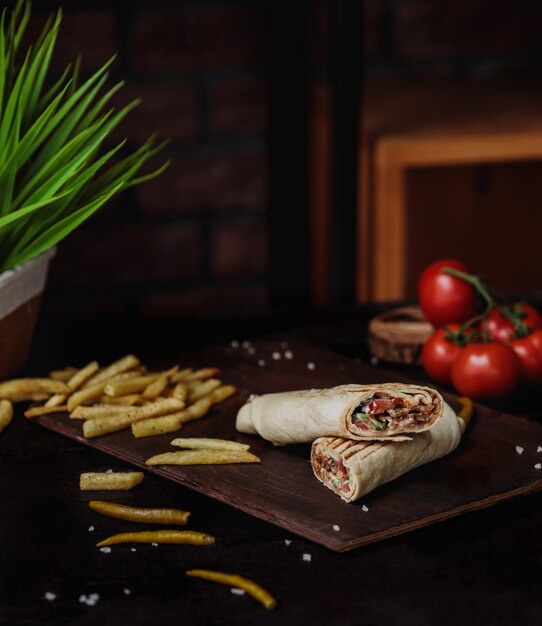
[442,267,494,314]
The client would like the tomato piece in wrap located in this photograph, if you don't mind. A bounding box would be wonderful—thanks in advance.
[236,383,444,445]
[311,402,465,502]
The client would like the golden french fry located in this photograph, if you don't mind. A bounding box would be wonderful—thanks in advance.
[142,366,178,400]
[170,437,250,451]
[83,354,140,388]
[96,394,142,406]
[82,398,185,438]
[207,384,237,405]
[80,472,144,491]
[46,361,99,407]
[48,367,78,381]
[172,382,188,402]
[0,400,13,433]
[0,378,69,402]
[68,372,141,412]
[170,368,193,383]
[175,397,212,424]
[145,449,260,466]
[131,415,182,438]
[186,569,276,610]
[187,378,222,403]
[25,404,69,418]
[457,396,474,429]
[96,530,214,547]
[104,374,160,397]
[88,500,191,525]
[183,367,220,382]
[70,404,136,419]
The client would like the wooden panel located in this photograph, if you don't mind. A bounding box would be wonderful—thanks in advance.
[33,340,542,552]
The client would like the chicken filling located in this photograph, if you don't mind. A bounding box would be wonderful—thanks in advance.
[350,392,437,434]
[313,449,351,494]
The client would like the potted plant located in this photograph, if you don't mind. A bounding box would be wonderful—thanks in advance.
[0,1,167,378]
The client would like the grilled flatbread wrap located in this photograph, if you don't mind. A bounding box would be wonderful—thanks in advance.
[311,402,464,502]
[236,383,443,445]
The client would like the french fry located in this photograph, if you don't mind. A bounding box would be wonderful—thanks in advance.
[172,382,188,402]
[142,366,178,400]
[145,449,260,466]
[187,378,222,403]
[96,530,214,547]
[83,354,140,388]
[207,384,237,405]
[82,398,185,438]
[48,367,78,381]
[70,404,137,419]
[170,437,250,451]
[68,372,141,412]
[131,415,182,438]
[80,472,144,491]
[96,394,142,406]
[25,404,69,418]
[175,397,213,424]
[0,400,13,433]
[88,500,191,525]
[0,378,69,402]
[45,361,99,407]
[170,368,193,383]
[104,374,160,397]
[186,569,276,610]
[183,367,220,383]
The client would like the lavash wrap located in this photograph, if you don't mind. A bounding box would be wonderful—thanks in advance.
[236,383,444,445]
[311,402,464,502]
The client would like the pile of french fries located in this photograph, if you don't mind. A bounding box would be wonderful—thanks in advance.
[0,354,237,439]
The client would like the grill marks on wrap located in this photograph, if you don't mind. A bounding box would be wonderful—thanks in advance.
[320,437,385,463]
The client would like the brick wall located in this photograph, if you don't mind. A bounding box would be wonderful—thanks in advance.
[29,1,542,319]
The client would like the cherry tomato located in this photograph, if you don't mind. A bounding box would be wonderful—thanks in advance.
[509,329,542,385]
[422,324,463,386]
[418,259,478,327]
[451,342,520,400]
[486,304,542,343]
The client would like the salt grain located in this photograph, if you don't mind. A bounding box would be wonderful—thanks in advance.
[537,446,542,453]
[535,463,542,470]
[231,588,246,596]
[230,340,240,348]
[79,593,100,607]
[284,350,294,360]
[370,357,379,366]
[88,525,94,532]
[362,505,369,512]
[516,446,525,455]
[258,359,266,367]
[130,548,137,552]
[272,351,281,360]
[151,542,158,547]
[123,588,131,596]
[302,553,312,562]
[307,362,315,370]
[99,547,111,554]
[332,524,340,532]
[284,539,292,546]
[105,469,113,474]
[44,592,56,601]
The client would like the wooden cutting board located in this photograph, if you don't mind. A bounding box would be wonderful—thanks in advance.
[32,339,542,552]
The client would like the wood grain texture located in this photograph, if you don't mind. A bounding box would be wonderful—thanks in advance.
[33,340,542,552]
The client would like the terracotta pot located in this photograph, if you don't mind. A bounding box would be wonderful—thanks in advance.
[0,249,56,380]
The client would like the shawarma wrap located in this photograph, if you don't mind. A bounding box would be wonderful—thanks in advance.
[236,383,443,445]
[311,402,464,502]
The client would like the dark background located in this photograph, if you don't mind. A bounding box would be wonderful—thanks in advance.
[25,0,542,319]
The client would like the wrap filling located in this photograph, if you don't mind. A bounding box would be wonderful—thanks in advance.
[312,447,351,495]
[350,391,438,435]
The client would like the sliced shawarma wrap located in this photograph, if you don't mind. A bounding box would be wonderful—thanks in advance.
[236,383,444,445]
[311,402,464,502]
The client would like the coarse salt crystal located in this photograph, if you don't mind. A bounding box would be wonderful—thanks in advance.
[284,350,294,360]
[284,539,292,546]
[272,352,281,360]
[516,446,524,455]
[307,362,315,370]
[230,340,240,348]
[105,469,113,474]
[123,588,131,596]
[88,525,94,532]
[44,592,56,601]
[362,505,369,512]
[151,542,158,547]
[332,524,340,532]
[258,359,266,367]
[130,548,137,552]
[99,547,111,554]
[231,588,246,596]
[537,446,542,453]
[88,593,99,601]
[370,357,379,366]
[302,553,312,562]
[535,463,542,470]
[79,594,87,603]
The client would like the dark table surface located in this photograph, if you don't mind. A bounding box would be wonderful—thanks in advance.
[1,306,541,626]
